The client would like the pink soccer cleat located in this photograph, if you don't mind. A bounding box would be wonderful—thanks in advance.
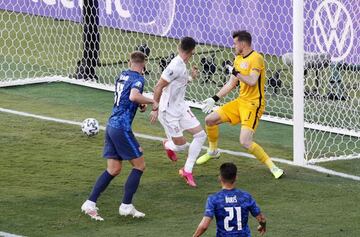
[163,140,178,162]
[179,168,197,187]
[81,200,104,221]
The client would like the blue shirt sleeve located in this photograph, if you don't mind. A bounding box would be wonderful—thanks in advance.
[204,196,215,218]
[248,195,261,217]
[131,77,144,91]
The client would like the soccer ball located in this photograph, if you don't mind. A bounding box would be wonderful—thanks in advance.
[81,118,99,137]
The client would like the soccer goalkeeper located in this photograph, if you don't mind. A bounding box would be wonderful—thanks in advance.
[198,31,284,179]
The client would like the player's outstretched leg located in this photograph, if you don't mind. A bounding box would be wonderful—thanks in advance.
[241,128,284,179]
[248,142,284,179]
[119,157,145,218]
[179,130,207,187]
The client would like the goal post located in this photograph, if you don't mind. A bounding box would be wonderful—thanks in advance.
[293,0,305,166]
[0,0,359,165]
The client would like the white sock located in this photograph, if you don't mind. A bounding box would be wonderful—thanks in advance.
[120,203,133,209]
[184,131,207,173]
[165,140,187,152]
[85,200,96,208]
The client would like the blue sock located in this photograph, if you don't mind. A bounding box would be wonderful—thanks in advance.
[122,168,143,204]
[88,170,115,202]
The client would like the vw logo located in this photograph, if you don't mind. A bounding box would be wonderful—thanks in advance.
[313,0,354,62]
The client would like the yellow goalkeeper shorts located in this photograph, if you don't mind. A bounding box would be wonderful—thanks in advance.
[216,99,265,132]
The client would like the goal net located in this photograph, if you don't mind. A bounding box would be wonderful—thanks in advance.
[0,0,359,164]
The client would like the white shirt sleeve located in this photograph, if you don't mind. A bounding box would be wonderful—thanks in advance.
[161,64,178,82]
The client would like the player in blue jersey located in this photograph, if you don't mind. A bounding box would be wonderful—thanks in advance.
[193,163,266,237]
[81,51,157,221]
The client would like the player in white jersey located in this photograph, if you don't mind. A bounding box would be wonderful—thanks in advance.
[150,37,207,187]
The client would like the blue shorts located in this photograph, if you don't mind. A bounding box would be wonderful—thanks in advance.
[103,126,143,160]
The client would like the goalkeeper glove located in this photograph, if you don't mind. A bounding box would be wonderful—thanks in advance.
[232,68,240,77]
[202,95,220,114]
[225,64,233,72]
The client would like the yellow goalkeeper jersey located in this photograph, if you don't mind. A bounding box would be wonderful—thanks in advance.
[233,50,266,107]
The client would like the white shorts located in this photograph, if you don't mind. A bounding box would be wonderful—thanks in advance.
[158,108,201,138]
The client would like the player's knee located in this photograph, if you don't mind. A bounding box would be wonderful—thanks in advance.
[172,138,188,151]
[205,115,218,126]
[107,166,122,176]
[205,116,214,126]
[173,137,187,145]
[134,162,146,171]
[240,137,252,149]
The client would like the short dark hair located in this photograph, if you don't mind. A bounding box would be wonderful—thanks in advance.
[130,51,146,63]
[179,37,197,53]
[232,30,252,45]
[220,163,237,184]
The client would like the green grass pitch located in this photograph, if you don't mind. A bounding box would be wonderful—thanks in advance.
[1,9,360,237]
[0,83,360,237]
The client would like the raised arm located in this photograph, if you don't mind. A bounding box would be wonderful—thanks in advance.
[232,54,263,87]
[232,69,260,86]
[193,216,212,237]
[202,75,238,113]
[216,75,239,98]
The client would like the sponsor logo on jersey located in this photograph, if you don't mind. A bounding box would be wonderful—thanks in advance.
[134,81,142,88]
[240,62,249,69]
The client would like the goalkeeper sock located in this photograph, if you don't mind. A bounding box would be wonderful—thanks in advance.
[206,125,219,152]
[89,170,115,203]
[184,130,207,173]
[248,142,275,169]
[122,168,143,204]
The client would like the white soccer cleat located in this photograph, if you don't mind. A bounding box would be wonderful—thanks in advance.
[119,203,145,218]
[81,200,104,221]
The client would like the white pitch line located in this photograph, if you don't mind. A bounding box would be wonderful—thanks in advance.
[0,231,26,237]
[0,107,359,182]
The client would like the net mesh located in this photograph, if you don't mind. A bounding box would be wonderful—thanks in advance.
[0,0,359,163]
[303,0,360,162]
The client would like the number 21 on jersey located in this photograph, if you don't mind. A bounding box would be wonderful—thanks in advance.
[224,207,242,231]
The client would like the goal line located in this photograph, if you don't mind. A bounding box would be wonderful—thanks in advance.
[0,107,359,182]
[1,77,359,139]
